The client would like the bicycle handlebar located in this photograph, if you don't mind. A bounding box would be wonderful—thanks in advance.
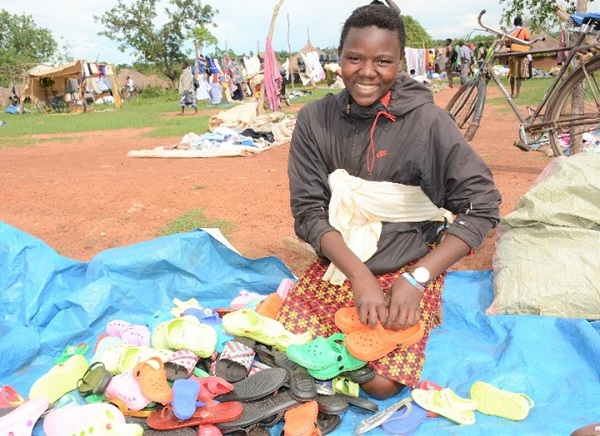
[477,9,545,46]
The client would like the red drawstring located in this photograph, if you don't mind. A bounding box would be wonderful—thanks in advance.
[367,110,396,174]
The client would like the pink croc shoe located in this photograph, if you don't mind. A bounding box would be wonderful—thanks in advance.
[197,424,223,435]
[43,403,143,435]
[276,278,295,300]
[105,370,152,411]
[107,320,150,347]
[0,398,49,435]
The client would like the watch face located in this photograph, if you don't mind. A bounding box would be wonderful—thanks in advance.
[413,267,430,283]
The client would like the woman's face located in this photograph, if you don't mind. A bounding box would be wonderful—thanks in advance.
[339,26,402,107]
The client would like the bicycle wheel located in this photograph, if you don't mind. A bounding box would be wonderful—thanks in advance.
[120,88,130,103]
[446,76,487,141]
[546,55,600,156]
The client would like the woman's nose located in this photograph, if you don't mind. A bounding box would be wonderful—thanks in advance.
[359,61,377,77]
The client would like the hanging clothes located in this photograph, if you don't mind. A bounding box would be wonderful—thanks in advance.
[263,37,282,112]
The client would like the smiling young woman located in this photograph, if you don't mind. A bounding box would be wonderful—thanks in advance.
[277,0,501,400]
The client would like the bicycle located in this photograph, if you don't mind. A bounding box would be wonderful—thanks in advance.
[35,90,69,114]
[446,9,600,157]
[120,86,138,103]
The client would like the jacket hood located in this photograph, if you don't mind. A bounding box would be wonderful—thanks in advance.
[335,72,434,119]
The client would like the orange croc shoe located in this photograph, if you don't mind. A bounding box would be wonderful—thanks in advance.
[256,293,283,319]
[345,321,425,362]
[334,306,368,333]
[283,400,322,436]
[133,357,173,405]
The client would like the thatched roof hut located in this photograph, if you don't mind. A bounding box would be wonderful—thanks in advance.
[116,68,171,91]
[289,41,327,75]
[531,33,561,69]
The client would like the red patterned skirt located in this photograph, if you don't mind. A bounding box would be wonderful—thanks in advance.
[276,260,445,389]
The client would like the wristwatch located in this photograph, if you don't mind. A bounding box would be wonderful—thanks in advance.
[412,266,431,287]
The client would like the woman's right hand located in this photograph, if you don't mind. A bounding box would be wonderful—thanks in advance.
[351,272,388,328]
[318,231,387,327]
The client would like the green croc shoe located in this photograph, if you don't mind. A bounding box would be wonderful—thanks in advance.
[300,334,367,380]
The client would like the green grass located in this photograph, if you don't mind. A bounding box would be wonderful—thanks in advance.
[485,76,556,113]
[159,208,236,238]
[0,85,328,149]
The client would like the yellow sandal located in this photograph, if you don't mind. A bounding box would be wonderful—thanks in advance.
[470,381,535,421]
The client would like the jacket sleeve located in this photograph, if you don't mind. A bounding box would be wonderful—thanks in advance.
[421,110,502,249]
[288,105,335,255]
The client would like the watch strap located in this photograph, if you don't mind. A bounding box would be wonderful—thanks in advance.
[402,272,425,292]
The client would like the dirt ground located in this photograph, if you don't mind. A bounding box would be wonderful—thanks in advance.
[1,85,550,278]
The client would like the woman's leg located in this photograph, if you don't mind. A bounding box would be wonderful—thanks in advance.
[361,375,406,400]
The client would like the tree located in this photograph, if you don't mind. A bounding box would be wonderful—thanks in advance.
[94,0,218,83]
[0,9,58,85]
[498,0,593,29]
[403,15,433,49]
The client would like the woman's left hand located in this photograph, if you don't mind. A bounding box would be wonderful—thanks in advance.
[383,277,422,330]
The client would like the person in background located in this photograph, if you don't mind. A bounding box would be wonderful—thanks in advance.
[527,53,534,79]
[426,50,435,79]
[458,41,473,85]
[444,38,455,88]
[125,75,134,92]
[507,16,531,98]
[476,42,486,69]
[178,61,197,115]
[277,0,501,400]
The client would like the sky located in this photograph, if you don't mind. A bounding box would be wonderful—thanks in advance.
[2,0,597,65]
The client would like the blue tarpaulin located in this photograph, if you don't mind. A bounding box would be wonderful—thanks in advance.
[0,221,598,434]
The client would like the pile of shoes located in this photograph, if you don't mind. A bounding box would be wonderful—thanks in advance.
[8,277,543,435]
[2,278,372,435]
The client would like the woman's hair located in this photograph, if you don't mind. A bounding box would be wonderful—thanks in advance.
[338,0,405,54]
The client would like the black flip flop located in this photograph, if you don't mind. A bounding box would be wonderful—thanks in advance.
[273,350,317,402]
[215,367,288,402]
[254,343,276,367]
[76,361,112,397]
[336,393,379,412]
[317,411,343,435]
[216,389,300,431]
[315,393,349,415]
[340,366,376,384]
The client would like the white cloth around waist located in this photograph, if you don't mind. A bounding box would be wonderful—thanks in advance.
[323,169,452,285]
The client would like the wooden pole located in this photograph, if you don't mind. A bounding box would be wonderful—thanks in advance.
[257,0,285,115]
[570,0,588,154]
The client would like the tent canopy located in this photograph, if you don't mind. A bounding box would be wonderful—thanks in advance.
[23,60,85,105]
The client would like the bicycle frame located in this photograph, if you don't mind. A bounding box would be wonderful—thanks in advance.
[472,10,600,145]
